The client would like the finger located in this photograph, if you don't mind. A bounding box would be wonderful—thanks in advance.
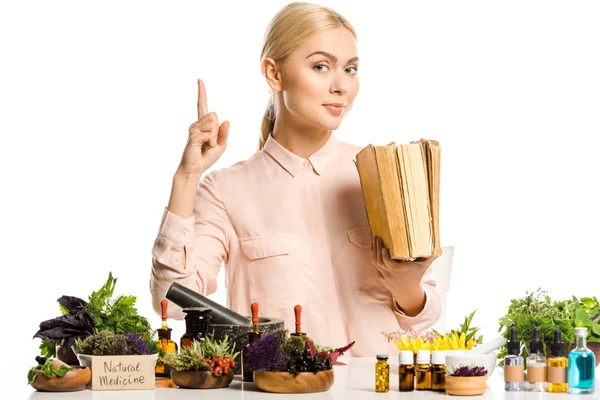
[209,113,220,147]
[217,120,230,147]
[197,79,208,120]
[189,130,215,147]
[371,236,377,262]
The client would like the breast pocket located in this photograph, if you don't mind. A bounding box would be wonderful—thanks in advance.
[347,227,390,304]
[240,234,307,310]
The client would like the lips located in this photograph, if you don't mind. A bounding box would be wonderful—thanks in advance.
[323,103,346,116]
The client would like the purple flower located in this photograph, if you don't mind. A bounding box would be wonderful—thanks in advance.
[123,333,151,355]
[449,365,488,377]
[245,332,288,372]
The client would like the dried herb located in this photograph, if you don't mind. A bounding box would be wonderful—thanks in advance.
[75,331,151,356]
[449,365,488,377]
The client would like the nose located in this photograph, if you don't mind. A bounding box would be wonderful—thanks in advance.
[330,73,348,95]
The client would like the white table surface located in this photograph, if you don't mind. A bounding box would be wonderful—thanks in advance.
[10,356,600,399]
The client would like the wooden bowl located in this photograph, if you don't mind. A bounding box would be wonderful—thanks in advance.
[253,370,334,393]
[30,367,91,392]
[171,369,234,389]
[445,375,487,396]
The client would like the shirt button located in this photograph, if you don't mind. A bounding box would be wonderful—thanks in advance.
[181,228,188,236]
[303,160,311,168]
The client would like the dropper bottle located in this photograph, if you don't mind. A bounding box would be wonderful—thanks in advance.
[504,326,524,391]
[290,305,306,337]
[526,327,547,392]
[547,329,568,393]
[242,302,261,382]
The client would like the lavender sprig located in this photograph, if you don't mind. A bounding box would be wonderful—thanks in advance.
[245,332,288,372]
[449,365,488,377]
[124,333,151,355]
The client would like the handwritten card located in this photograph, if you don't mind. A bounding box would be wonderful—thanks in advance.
[91,355,155,390]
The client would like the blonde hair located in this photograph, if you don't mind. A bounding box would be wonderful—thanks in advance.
[258,2,356,151]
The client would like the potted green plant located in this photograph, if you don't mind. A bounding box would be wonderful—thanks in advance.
[445,365,488,396]
[245,329,354,394]
[497,289,600,366]
[162,334,239,389]
[33,272,157,365]
[27,356,91,392]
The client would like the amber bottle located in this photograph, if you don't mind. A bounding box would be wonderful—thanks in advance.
[242,302,262,382]
[155,299,178,377]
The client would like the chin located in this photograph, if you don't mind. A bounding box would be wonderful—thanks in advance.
[314,115,344,131]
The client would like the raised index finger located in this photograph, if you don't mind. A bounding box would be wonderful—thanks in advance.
[197,78,208,120]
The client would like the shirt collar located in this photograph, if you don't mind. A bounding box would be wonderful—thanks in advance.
[263,132,340,177]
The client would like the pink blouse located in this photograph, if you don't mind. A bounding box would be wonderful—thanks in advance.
[150,132,441,356]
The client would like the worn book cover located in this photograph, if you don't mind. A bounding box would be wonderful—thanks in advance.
[355,139,440,260]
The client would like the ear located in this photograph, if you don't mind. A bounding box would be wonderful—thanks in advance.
[262,57,283,93]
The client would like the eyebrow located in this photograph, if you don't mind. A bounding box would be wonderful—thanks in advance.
[305,51,359,64]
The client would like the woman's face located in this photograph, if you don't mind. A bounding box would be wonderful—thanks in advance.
[278,26,359,131]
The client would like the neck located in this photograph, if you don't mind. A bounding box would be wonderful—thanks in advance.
[271,110,331,159]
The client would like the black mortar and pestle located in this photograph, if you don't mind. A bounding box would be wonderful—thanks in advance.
[166,283,284,374]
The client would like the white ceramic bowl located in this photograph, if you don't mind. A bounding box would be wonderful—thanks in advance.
[444,351,498,380]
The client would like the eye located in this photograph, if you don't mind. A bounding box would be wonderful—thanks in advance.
[346,66,358,75]
[314,64,329,72]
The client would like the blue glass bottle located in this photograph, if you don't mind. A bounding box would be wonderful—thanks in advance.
[567,327,595,394]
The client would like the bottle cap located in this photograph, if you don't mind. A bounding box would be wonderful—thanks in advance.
[376,354,388,360]
[550,329,565,357]
[431,350,445,365]
[575,327,588,337]
[529,327,543,354]
[398,350,414,365]
[160,299,168,320]
[507,326,521,356]
[416,349,431,363]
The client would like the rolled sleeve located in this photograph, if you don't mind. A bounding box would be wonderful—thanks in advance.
[150,171,232,319]
[392,284,442,332]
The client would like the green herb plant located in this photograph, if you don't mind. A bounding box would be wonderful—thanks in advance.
[497,288,600,362]
[37,272,157,357]
[27,359,72,385]
[163,334,240,375]
[436,309,484,345]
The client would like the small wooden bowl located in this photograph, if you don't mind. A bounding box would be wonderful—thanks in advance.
[171,369,234,389]
[30,367,91,392]
[445,375,487,396]
[253,370,334,393]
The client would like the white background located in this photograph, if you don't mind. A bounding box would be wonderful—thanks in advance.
[1,0,599,394]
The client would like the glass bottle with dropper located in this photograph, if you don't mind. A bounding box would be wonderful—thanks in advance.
[567,327,595,394]
[547,329,568,393]
[526,327,547,392]
[242,302,261,382]
[155,299,178,377]
[504,326,524,391]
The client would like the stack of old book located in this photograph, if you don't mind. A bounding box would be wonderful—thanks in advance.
[354,139,441,261]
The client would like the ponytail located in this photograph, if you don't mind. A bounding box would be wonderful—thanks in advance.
[258,98,276,151]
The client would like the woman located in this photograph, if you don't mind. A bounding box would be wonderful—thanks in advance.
[150,2,441,356]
